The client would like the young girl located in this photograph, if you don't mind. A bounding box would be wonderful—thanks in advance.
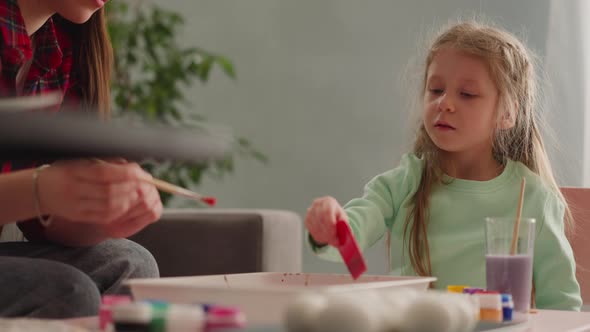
[305,21,582,311]
[0,0,162,318]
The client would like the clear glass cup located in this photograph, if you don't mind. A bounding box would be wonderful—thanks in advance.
[485,217,536,319]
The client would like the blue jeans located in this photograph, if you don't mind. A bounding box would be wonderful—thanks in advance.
[0,239,159,319]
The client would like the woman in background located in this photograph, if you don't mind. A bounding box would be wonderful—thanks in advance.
[0,0,162,318]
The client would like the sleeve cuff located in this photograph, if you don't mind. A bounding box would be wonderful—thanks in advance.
[307,233,330,253]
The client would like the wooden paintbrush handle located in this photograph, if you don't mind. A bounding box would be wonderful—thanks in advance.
[93,158,204,201]
[143,177,202,200]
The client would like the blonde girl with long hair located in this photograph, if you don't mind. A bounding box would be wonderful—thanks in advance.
[305,21,581,311]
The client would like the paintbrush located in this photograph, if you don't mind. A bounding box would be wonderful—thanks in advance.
[94,159,216,206]
[146,176,216,206]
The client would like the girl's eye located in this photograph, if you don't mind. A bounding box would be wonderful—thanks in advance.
[429,89,443,95]
[461,91,476,98]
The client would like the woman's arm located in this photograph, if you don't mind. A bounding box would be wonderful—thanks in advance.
[0,169,40,225]
[0,161,141,225]
[2,161,162,247]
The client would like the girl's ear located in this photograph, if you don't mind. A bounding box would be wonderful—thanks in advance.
[499,110,516,129]
[498,103,517,130]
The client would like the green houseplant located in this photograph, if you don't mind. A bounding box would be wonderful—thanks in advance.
[106,2,266,205]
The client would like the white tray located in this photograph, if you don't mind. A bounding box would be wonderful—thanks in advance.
[126,272,435,324]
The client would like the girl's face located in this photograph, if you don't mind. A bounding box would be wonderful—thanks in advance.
[423,48,503,158]
[52,0,107,24]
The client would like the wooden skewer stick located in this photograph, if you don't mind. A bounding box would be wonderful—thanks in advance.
[510,177,526,255]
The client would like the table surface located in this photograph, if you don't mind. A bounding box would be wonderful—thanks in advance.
[65,309,590,332]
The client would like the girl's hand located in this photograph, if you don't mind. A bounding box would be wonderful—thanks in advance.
[37,159,161,226]
[305,196,346,247]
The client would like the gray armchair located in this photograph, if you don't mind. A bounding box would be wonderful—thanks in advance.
[129,209,302,277]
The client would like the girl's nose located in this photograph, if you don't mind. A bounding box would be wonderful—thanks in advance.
[437,93,455,113]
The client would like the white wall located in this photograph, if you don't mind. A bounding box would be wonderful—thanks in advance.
[579,0,590,187]
[160,0,573,274]
[545,0,589,187]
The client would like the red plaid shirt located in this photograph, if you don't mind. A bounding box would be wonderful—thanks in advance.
[0,0,80,173]
[1,0,82,241]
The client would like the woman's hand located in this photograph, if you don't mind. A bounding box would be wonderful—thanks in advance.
[100,180,162,238]
[37,160,162,227]
[305,196,346,247]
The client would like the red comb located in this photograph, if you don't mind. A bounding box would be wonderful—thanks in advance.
[202,196,217,206]
[336,220,367,280]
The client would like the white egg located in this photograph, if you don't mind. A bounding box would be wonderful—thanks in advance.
[311,293,381,332]
[356,291,393,331]
[381,288,418,309]
[447,294,478,332]
[284,292,327,332]
[401,293,456,332]
[379,288,418,330]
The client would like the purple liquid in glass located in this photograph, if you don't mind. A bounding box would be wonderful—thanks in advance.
[486,254,533,312]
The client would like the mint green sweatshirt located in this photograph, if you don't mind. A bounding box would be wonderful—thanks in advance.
[312,154,582,311]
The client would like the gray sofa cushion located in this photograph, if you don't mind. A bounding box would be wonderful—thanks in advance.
[129,209,302,277]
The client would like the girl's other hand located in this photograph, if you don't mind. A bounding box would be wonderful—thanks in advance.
[305,196,346,247]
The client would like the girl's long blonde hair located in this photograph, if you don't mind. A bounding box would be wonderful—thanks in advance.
[400,21,572,277]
